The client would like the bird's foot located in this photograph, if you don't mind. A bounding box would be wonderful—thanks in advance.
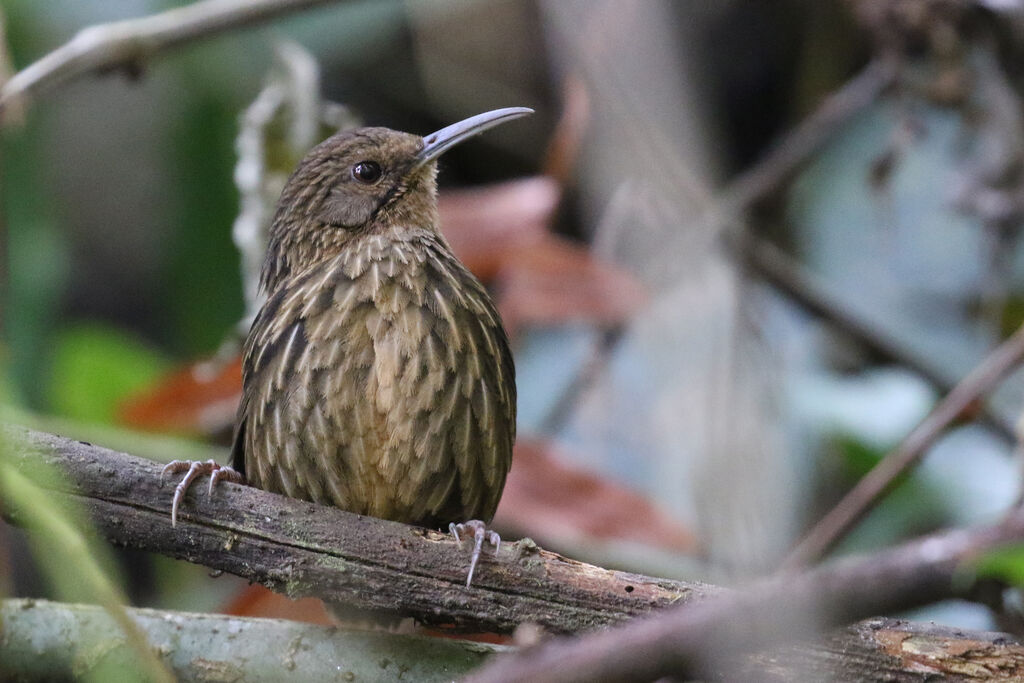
[160,460,243,528]
[449,519,500,588]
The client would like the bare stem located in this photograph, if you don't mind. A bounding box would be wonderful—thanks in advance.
[781,323,1024,570]
[0,598,504,681]
[466,510,1024,682]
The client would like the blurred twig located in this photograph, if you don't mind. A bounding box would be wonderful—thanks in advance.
[721,53,1018,439]
[0,0,343,121]
[466,505,1024,683]
[781,323,1024,571]
[715,58,898,219]
[732,234,1017,439]
[232,40,358,328]
[538,61,897,436]
[538,328,621,435]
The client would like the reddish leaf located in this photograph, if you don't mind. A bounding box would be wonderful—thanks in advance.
[220,584,510,643]
[495,438,698,554]
[117,356,241,437]
[438,175,647,335]
[495,236,648,335]
[221,583,332,625]
[438,176,556,280]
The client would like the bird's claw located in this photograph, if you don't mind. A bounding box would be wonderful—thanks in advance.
[161,460,242,528]
[449,520,500,588]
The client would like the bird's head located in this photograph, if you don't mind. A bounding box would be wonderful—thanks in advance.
[261,107,533,294]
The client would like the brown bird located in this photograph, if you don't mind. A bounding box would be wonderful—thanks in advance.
[164,107,529,587]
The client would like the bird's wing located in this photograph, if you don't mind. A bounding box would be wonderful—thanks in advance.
[417,249,516,522]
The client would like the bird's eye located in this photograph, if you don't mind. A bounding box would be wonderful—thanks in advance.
[352,161,382,184]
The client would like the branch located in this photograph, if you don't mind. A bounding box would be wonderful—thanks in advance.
[6,422,1024,680]
[717,58,898,217]
[716,58,1016,440]
[0,464,174,683]
[747,617,1024,681]
[0,0,343,119]
[536,62,897,437]
[781,322,1024,570]
[0,423,718,635]
[466,511,1024,682]
[0,598,504,681]
[731,234,1017,439]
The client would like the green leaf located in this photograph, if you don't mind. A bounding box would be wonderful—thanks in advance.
[47,324,171,424]
[974,544,1024,587]
[833,434,887,479]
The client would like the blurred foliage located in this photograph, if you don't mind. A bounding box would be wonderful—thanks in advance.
[2,119,68,409]
[163,68,243,357]
[834,433,891,480]
[974,545,1024,589]
[0,433,173,682]
[47,324,171,424]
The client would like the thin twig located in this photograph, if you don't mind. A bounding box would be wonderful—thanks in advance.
[538,327,621,435]
[780,322,1024,571]
[466,508,1024,682]
[0,0,343,120]
[715,58,898,219]
[731,233,1016,439]
[536,60,897,433]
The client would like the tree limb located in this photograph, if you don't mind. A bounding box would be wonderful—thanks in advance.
[466,509,1024,682]
[0,598,505,682]
[6,600,1021,683]
[0,0,344,120]
[0,423,718,635]
[6,422,1024,680]
[739,617,1024,682]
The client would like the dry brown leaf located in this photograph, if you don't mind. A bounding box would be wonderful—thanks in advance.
[221,583,332,625]
[495,236,648,335]
[117,356,241,438]
[495,437,697,554]
[438,176,557,280]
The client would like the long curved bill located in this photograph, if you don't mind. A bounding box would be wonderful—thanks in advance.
[416,107,534,166]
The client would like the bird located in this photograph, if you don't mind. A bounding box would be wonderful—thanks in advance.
[163,107,530,588]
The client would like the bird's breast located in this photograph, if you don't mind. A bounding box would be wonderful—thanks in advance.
[241,228,515,525]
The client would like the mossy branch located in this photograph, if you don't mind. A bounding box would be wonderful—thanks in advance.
[0,598,504,682]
